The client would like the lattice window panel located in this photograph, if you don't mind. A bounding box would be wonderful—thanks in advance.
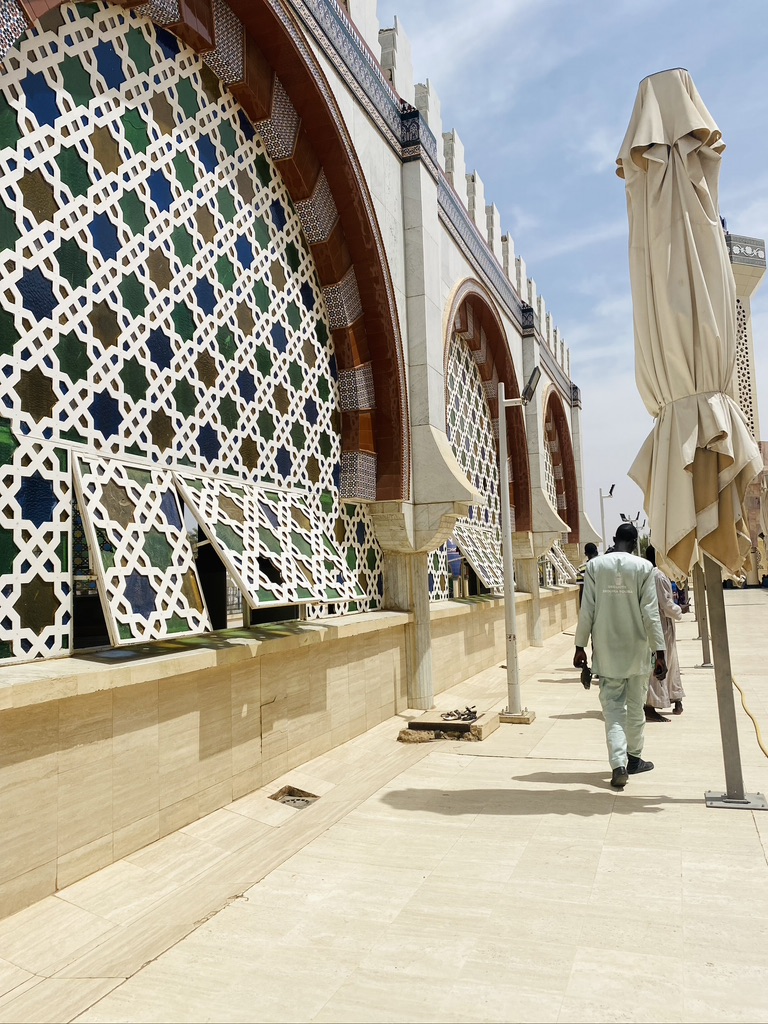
[735,300,756,437]
[428,547,450,600]
[0,2,382,660]
[0,418,71,660]
[73,454,210,644]
[175,473,365,606]
[429,332,503,598]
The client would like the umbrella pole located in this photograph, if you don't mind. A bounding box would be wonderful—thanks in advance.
[703,554,768,810]
[692,563,712,667]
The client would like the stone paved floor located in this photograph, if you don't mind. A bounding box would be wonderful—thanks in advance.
[1,589,768,1023]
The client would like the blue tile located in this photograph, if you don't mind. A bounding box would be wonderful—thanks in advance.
[18,268,57,321]
[21,72,60,128]
[94,41,126,90]
[18,472,57,528]
[89,213,121,262]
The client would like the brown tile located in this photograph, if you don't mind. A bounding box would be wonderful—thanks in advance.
[277,128,321,201]
[310,223,351,284]
[230,35,273,122]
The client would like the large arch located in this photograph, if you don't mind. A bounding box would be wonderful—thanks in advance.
[12,0,410,502]
[543,388,579,543]
[444,280,532,533]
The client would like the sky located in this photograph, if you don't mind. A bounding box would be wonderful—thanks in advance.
[375,0,768,542]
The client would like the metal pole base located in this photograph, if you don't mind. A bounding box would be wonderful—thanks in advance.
[695,662,714,669]
[500,708,536,725]
[705,790,768,810]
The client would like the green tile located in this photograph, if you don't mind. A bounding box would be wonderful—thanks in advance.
[0,308,20,359]
[218,395,238,430]
[0,419,19,466]
[171,224,195,266]
[0,527,18,574]
[143,529,174,570]
[317,376,330,403]
[56,145,91,198]
[216,187,236,223]
[57,532,69,573]
[254,153,271,186]
[176,77,199,120]
[286,301,302,331]
[122,110,151,154]
[288,361,304,390]
[173,378,197,417]
[120,272,146,317]
[62,427,86,445]
[60,54,93,107]
[172,301,195,341]
[216,325,236,361]
[216,254,235,291]
[120,356,148,402]
[253,280,269,313]
[257,408,274,441]
[118,623,133,641]
[0,641,13,660]
[120,190,148,234]
[57,331,91,382]
[217,523,244,555]
[57,238,90,290]
[253,216,270,249]
[126,26,154,75]
[0,200,19,250]
[285,241,300,273]
[173,151,196,192]
[315,322,328,347]
[290,421,306,450]
[319,432,333,458]
[218,120,238,157]
[254,342,272,376]
[0,94,20,150]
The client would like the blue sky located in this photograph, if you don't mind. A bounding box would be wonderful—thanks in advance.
[375,0,768,540]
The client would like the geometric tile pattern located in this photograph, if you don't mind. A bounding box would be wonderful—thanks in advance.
[338,363,375,411]
[0,0,27,65]
[340,449,376,502]
[202,0,244,84]
[255,78,299,162]
[324,266,363,331]
[175,472,365,606]
[0,417,71,661]
[436,331,504,594]
[0,3,382,658]
[73,454,210,645]
[295,170,338,245]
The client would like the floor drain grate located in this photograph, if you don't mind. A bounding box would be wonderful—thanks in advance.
[269,785,319,810]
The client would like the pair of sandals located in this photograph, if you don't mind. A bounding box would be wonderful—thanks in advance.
[440,706,478,722]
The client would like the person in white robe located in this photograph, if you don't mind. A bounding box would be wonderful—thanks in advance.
[574,523,666,790]
[644,545,685,720]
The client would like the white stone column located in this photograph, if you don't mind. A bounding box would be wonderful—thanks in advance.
[382,550,433,709]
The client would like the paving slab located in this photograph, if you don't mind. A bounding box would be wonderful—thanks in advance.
[0,591,767,1022]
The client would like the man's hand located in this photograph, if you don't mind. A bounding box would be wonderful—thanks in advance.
[573,647,588,669]
[653,652,667,680]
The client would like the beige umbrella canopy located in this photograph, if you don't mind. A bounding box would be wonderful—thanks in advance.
[617,68,762,577]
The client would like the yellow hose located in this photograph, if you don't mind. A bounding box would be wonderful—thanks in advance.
[732,677,768,760]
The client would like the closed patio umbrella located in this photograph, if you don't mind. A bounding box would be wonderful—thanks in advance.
[617,68,765,809]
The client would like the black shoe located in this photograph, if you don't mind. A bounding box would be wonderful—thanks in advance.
[610,766,629,789]
[627,754,654,774]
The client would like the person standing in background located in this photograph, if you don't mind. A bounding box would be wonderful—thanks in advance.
[644,545,685,719]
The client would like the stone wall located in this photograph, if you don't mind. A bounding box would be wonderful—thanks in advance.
[0,590,576,921]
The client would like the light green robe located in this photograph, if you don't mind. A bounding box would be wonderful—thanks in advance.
[575,552,665,678]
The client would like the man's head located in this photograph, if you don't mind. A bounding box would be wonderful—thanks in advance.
[584,543,598,560]
[613,523,638,552]
[645,544,656,566]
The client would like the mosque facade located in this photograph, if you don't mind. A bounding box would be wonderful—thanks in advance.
[0,0,598,915]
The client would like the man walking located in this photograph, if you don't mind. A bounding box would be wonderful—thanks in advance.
[573,523,667,790]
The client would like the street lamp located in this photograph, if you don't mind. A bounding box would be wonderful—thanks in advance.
[599,484,615,552]
[497,366,542,726]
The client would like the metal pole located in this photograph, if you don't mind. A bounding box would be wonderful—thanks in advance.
[599,491,607,552]
[692,562,712,667]
[498,382,522,717]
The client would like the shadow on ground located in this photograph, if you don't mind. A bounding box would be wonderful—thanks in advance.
[379,787,701,817]
[550,710,604,721]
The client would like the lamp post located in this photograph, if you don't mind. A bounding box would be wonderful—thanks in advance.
[599,484,615,551]
[498,366,541,726]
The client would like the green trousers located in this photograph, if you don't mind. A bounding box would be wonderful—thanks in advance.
[598,674,648,769]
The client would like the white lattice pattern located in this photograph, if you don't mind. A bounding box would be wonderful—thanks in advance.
[430,332,503,596]
[0,2,382,662]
